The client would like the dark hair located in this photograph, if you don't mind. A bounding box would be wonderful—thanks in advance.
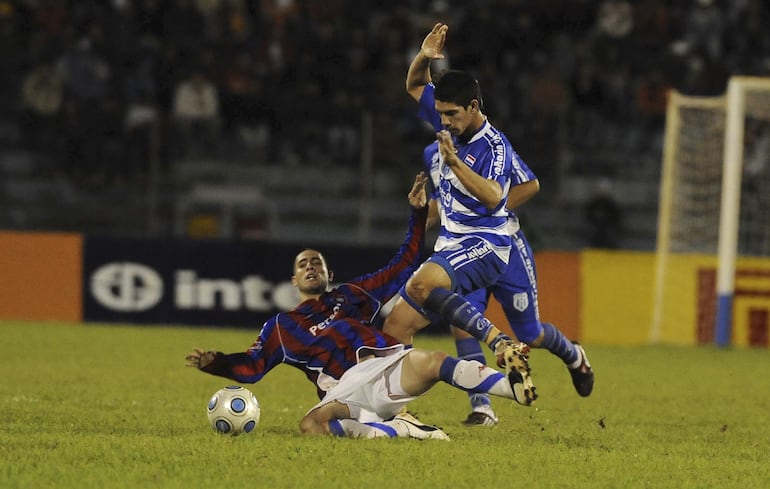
[434,70,484,110]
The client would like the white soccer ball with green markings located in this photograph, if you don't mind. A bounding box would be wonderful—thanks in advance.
[206,385,261,435]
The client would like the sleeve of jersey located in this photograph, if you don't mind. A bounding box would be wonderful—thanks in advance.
[484,141,514,192]
[348,206,427,303]
[417,83,442,131]
[422,143,440,199]
[511,149,537,184]
[199,320,284,383]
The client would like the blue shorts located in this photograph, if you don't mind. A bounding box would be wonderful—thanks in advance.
[399,236,508,319]
[429,237,508,294]
[457,230,543,343]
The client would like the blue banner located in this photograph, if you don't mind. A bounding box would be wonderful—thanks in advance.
[83,237,445,333]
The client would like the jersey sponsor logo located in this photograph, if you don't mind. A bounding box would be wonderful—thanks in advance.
[308,303,342,336]
[248,339,263,353]
[493,143,506,176]
[476,317,492,332]
[513,292,529,312]
[465,240,492,260]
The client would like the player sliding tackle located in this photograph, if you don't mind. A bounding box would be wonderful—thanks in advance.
[186,173,534,440]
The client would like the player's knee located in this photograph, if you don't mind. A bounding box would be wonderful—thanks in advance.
[421,349,450,373]
[405,280,432,304]
[405,262,451,303]
[406,348,448,379]
[429,350,449,369]
[299,415,326,435]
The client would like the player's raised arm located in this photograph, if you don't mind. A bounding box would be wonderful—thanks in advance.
[407,171,429,209]
[406,23,448,102]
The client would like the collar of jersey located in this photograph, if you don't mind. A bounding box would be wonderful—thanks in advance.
[456,118,491,147]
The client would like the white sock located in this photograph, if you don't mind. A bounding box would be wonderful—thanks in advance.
[452,359,515,400]
[335,419,398,439]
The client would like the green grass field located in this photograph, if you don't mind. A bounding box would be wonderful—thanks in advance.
[1,320,769,489]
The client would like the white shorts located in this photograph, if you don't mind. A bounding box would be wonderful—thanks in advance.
[308,349,418,423]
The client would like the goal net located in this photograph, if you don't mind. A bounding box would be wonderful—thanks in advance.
[651,77,770,347]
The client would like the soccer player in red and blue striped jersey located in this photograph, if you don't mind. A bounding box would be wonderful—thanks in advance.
[187,174,534,439]
[191,174,430,400]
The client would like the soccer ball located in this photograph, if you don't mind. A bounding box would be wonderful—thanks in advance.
[206,385,261,435]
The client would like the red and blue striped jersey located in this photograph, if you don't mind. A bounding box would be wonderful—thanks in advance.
[201,207,427,399]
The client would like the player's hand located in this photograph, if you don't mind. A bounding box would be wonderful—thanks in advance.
[185,347,217,369]
[421,23,448,60]
[408,172,428,209]
[436,130,459,165]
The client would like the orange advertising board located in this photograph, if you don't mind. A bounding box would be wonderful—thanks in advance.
[487,251,581,341]
[0,231,82,322]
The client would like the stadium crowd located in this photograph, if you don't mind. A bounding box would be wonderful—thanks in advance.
[2,0,769,193]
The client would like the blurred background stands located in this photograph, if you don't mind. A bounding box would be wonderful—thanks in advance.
[1,0,769,250]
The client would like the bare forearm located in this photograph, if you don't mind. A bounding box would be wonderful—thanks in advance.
[506,179,540,210]
[406,52,431,101]
[446,155,504,208]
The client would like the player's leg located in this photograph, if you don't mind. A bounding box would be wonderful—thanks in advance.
[400,348,535,407]
[498,230,594,396]
[396,242,514,352]
[382,295,431,346]
[453,328,497,425]
[302,403,427,439]
[451,287,498,425]
[303,355,449,440]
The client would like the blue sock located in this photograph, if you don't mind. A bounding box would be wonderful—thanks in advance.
[328,419,345,437]
[540,322,579,365]
[455,337,491,409]
[424,288,503,345]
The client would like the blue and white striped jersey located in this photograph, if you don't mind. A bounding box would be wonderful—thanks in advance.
[418,82,535,261]
[422,139,510,260]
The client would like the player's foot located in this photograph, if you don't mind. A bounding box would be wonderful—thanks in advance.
[462,407,498,427]
[495,340,537,406]
[392,412,450,441]
[569,342,594,397]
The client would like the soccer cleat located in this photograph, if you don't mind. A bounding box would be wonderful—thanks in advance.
[495,340,537,406]
[392,412,451,441]
[462,408,498,427]
[569,342,594,397]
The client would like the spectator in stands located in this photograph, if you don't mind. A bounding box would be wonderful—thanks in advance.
[19,58,63,154]
[171,68,221,158]
[121,58,160,183]
[683,0,724,61]
[584,178,623,249]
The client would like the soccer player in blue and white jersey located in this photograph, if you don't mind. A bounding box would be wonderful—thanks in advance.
[381,38,537,409]
[186,174,533,439]
[401,23,594,426]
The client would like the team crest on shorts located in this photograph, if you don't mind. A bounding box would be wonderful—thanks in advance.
[512,292,529,312]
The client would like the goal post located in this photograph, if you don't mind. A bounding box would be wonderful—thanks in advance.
[652,77,770,347]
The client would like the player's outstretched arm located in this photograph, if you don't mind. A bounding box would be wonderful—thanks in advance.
[185,347,217,369]
[406,22,448,102]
